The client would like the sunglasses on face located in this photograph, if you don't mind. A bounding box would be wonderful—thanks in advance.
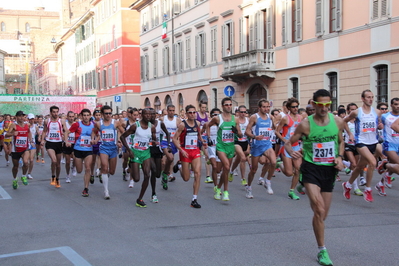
[104,112,112,115]
[313,101,332,107]
[211,113,219,117]
[380,108,388,110]
[223,103,232,106]
[187,111,196,114]
[290,105,299,109]
[240,111,247,113]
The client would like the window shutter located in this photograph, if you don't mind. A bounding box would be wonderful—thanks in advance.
[195,35,199,67]
[173,0,180,14]
[165,47,169,74]
[221,24,225,57]
[201,33,206,66]
[372,0,379,20]
[254,12,259,49]
[230,21,234,55]
[140,55,144,80]
[145,55,149,80]
[249,15,254,50]
[239,17,243,53]
[315,0,322,36]
[172,43,176,72]
[267,7,273,49]
[282,0,286,45]
[296,0,303,41]
[381,0,388,17]
[180,42,183,71]
[335,0,342,31]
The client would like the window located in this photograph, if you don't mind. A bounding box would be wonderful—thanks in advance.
[327,72,338,111]
[140,55,149,80]
[25,23,30,33]
[153,5,159,27]
[178,93,184,112]
[162,46,170,75]
[281,0,302,44]
[163,0,170,20]
[173,42,183,72]
[1,22,5,32]
[142,11,149,32]
[372,0,389,21]
[212,88,217,108]
[173,0,181,15]
[103,69,107,89]
[185,0,190,9]
[108,66,112,87]
[221,22,233,57]
[115,63,119,85]
[316,0,342,36]
[153,50,158,78]
[195,33,206,67]
[329,0,342,32]
[97,71,101,91]
[375,65,388,103]
[185,38,191,69]
[92,70,96,89]
[290,77,299,99]
[210,27,217,62]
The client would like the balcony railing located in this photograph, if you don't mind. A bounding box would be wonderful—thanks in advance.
[221,49,275,83]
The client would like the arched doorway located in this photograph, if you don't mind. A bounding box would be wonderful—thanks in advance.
[248,83,267,114]
[154,96,161,112]
[178,93,184,114]
[164,95,172,107]
[144,97,151,108]
[197,90,208,107]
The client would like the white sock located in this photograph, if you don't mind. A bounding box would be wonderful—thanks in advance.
[345,182,352,189]
[318,246,326,251]
[192,195,197,200]
[259,177,264,180]
[343,160,350,168]
[365,186,371,191]
[353,178,359,190]
[266,180,271,184]
[102,173,109,193]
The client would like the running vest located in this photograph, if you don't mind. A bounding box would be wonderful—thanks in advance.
[354,107,378,145]
[74,121,94,151]
[100,119,117,147]
[196,112,208,134]
[163,115,177,139]
[154,119,163,145]
[37,123,44,137]
[237,117,249,142]
[302,113,339,166]
[217,114,236,144]
[12,123,30,152]
[252,113,273,145]
[65,120,76,144]
[46,119,63,142]
[382,112,399,144]
[282,114,301,146]
[180,120,200,149]
[209,125,218,145]
[125,119,135,147]
[345,120,355,145]
[132,121,152,150]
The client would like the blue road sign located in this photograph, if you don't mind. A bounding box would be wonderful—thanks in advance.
[224,85,235,97]
[114,95,121,102]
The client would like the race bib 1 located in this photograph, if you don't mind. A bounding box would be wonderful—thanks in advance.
[185,132,198,149]
[101,129,115,142]
[15,136,28,148]
[79,135,91,147]
[313,141,335,164]
[133,137,149,150]
[222,129,234,143]
[259,127,272,140]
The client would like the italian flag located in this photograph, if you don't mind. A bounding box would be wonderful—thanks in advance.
[162,21,167,39]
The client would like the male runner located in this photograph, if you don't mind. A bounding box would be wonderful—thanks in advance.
[27,114,37,179]
[173,105,206,208]
[35,115,45,164]
[196,101,211,182]
[63,111,76,183]
[40,106,64,188]
[285,89,344,266]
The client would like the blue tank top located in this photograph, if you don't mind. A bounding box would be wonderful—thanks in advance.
[75,121,95,151]
[100,119,117,148]
[252,113,273,145]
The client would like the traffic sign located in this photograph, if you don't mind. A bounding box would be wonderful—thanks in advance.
[114,95,121,102]
[224,85,235,97]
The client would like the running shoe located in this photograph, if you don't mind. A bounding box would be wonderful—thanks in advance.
[297,184,305,195]
[391,176,396,181]
[36,158,40,163]
[214,188,221,200]
[264,182,274,195]
[98,174,103,183]
[50,177,56,186]
[258,177,265,186]
[288,190,299,200]
[161,172,168,190]
[228,172,233,182]
[222,191,230,201]
[12,179,18,189]
[82,188,89,197]
[377,159,388,174]
[27,174,33,180]
[205,176,213,183]
[136,199,147,208]
[129,180,134,188]
[190,171,194,178]
[55,179,61,188]
[6,161,10,166]
[375,183,386,196]
[21,176,28,186]
[173,162,181,173]
[191,199,201,208]
[353,188,363,196]
[61,158,65,164]
[384,173,392,188]
[359,177,366,186]
[72,167,77,177]
[363,189,373,202]
[90,175,95,184]
[241,179,248,186]
[317,249,333,266]
[168,174,176,182]
[345,167,352,175]
[342,182,351,199]
[122,172,127,181]
[151,195,159,203]
[245,186,253,199]
[233,169,238,176]
[66,177,71,183]
[104,191,110,200]
[42,158,45,164]
[335,175,341,182]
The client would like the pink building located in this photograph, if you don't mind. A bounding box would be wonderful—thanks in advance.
[131,0,398,112]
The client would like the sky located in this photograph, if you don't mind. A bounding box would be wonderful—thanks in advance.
[0,0,61,11]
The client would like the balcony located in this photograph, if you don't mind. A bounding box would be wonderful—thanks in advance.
[221,49,275,84]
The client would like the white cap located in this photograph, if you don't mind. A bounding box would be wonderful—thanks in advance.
[27,113,35,119]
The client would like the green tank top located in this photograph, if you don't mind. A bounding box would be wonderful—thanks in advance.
[217,114,236,145]
[302,113,339,166]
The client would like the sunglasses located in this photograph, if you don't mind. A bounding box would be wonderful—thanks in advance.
[211,114,219,117]
[240,111,247,113]
[380,108,388,110]
[223,103,232,107]
[187,111,196,114]
[104,112,112,115]
[290,105,299,108]
[313,101,332,107]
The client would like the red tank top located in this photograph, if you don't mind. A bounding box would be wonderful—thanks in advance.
[13,123,30,152]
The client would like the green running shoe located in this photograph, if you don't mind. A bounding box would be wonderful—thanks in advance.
[90,175,95,184]
[205,176,213,183]
[241,179,248,186]
[136,199,147,208]
[297,184,305,195]
[161,172,168,190]
[222,191,230,201]
[353,188,363,196]
[317,249,333,266]
[21,176,28,186]
[214,188,221,200]
[228,172,233,182]
[345,168,351,175]
[391,176,396,181]
[12,179,18,189]
[288,190,300,200]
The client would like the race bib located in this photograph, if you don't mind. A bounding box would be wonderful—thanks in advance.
[361,121,376,133]
[259,127,271,140]
[185,132,198,149]
[101,129,115,142]
[15,136,28,148]
[238,126,247,141]
[222,129,234,143]
[133,137,149,150]
[313,141,335,164]
[80,135,91,147]
[68,133,75,144]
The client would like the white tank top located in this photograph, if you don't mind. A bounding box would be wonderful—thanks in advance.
[355,107,378,145]
[46,119,63,142]
[65,120,76,144]
[163,115,177,139]
[237,117,249,142]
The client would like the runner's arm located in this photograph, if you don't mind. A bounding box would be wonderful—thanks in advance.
[160,122,170,146]
[284,119,308,159]
[172,122,185,152]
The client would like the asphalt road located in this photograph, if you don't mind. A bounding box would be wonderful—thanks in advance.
[0,154,398,266]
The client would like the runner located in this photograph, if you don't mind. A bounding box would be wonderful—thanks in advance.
[26,113,37,179]
[159,104,181,190]
[124,108,140,188]
[275,97,302,200]
[63,111,76,183]
[1,116,12,166]
[65,109,95,197]
[93,105,124,199]
[229,105,250,186]
[91,110,102,183]
[120,108,156,207]
[196,101,211,182]
[245,99,276,198]
[285,89,344,266]
[40,106,64,188]
[342,90,382,202]
[35,115,45,164]
[6,111,32,189]
[206,97,242,201]
[0,114,4,156]
[173,104,207,208]
[121,107,135,182]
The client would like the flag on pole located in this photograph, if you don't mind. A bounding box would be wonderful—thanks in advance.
[162,21,167,39]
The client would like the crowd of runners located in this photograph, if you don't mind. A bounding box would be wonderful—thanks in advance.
[1,88,398,266]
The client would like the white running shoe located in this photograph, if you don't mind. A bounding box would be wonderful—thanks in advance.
[359,177,366,186]
[151,195,159,203]
[72,167,77,177]
[104,191,110,200]
[95,168,100,177]
[258,177,265,186]
[245,186,254,199]
[129,180,134,188]
[6,161,10,166]
[264,182,274,195]
[66,177,71,183]
[233,169,238,176]
[27,174,33,180]
[61,158,65,164]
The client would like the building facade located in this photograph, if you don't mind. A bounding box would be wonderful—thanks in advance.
[131,0,398,113]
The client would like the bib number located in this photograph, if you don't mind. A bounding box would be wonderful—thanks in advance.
[80,135,91,147]
[185,133,198,149]
[15,136,28,148]
[101,129,115,142]
[313,142,335,164]
[222,129,234,143]
[133,137,149,150]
